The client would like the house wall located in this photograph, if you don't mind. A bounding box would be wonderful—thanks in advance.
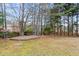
[7,24,20,32]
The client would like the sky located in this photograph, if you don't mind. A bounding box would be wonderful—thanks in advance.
[5,3,52,23]
[6,3,20,21]
[5,3,32,22]
[1,3,78,25]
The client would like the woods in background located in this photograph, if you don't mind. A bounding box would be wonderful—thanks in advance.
[0,3,79,38]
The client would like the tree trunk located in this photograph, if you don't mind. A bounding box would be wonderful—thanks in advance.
[57,21,59,35]
[19,3,24,36]
[64,16,65,36]
[67,16,69,36]
[3,3,7,39]
[40,14,43,35]
[76,14,78,36]
[71,15,73,36]
[60,17,62,36]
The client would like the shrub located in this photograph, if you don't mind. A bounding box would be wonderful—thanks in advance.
[43,27,53,35]
[8,32,19,37]
[24,27,33,35]
[0,32,4,38]
[0,32,19,38]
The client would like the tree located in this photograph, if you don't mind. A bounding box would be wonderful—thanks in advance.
[3,3,7,38]
[19,3,25,36]
[0,4,4,26]
[49,4,62,35]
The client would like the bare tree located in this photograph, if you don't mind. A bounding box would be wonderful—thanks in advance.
[19,3,25,36]
[3,3,7,38]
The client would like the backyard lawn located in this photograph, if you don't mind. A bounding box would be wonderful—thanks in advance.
[0,36,79,56]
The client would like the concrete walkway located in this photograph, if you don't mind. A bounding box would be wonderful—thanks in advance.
[9,35,40,41]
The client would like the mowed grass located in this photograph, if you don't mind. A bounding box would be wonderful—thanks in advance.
[0,36,79,56]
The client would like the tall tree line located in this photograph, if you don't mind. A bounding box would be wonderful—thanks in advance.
[0,3,79,37]
[49,3,79,36]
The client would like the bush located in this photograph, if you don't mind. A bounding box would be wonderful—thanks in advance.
[24,28,33,35]
[8,32,19,37]
[0,32,19,38]
[43,27,53,35]
[0,32,4,38]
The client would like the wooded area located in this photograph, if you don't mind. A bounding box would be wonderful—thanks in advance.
[0,3,79,38]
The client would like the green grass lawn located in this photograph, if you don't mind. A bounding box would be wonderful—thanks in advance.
[0,36,79,56]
